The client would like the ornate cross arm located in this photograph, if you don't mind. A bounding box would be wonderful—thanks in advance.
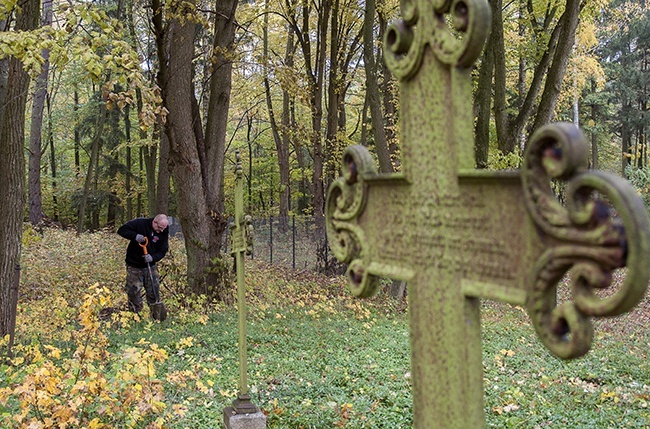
[229,215,253,256]
[229,151,253,256]
[384,0,491,79]
[326,146,383,298]
[522,123,650,359]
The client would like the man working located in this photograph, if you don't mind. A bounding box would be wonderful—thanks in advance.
[117,214,169,317]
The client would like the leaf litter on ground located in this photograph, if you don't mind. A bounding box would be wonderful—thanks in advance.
[2,227,648,428]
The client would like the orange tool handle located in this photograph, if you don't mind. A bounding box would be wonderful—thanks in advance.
[139,236,149,255]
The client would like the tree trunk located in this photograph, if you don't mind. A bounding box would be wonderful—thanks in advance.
[590,81,598,169]
[137,147,143,216]
[143,137,157,215]
[77,101,106,234]
[378,9,399,168]
[136,86,157,216]
[491,0,512,154]
[151,0,167,217]
[124,102,133,220]
[263,1,291,229]
[163,9,209,291]
[360,91,369,146]
[325,0,341,182]
[74,90,81,175]
[160,0,235,300]
[204,0,236,217]
[621,101,631,176]
[0,64,6,127]
[474,31,494,168]
[517,0,526,111]
[637,127,645,169]
[0,0,40,337]
[155,121,171,214]
[364,0,393,173]
[28,0,52,226]
[47,94,58,220]
[494,0,564,153]
[532,0,582,133]
[312,1,330,231]
[289,0,331,231]
[0,19,8,124]
[281,25,295,214]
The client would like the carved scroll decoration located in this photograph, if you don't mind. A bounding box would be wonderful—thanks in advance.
[325,146,379,298]
[383,0,491,79]
[522,123,650,359]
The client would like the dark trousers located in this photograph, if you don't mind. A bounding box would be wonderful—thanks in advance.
[125,265,160,312]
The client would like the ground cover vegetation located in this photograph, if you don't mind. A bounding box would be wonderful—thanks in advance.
[2,0,650,328]
[1,229,648,428]
[0,1,649,427]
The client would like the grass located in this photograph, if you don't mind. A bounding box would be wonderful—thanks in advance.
[130,308,412,428]
[2,228,649,428]
[481,305,649,428]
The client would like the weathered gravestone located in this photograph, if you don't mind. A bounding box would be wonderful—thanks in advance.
[223,151,265,429]
[325,0,650,427]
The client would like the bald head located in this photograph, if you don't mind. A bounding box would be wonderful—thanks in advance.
[153,214,169,233]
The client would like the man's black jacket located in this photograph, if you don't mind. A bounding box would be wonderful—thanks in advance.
[117,217,169,268]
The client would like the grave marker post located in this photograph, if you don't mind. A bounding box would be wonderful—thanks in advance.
[223,150,265,429]
[325,1,650,427]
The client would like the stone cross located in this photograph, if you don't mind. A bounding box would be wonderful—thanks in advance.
[223,151,265,429]
[325,1,650,427]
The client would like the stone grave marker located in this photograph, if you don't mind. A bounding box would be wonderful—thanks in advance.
[325,0,650,427]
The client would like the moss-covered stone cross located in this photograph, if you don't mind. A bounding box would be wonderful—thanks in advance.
[325,1,650,427]
[225,150,260,421]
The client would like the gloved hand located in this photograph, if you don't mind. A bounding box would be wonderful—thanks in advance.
[143,254,153,263]
[135,234,146,243]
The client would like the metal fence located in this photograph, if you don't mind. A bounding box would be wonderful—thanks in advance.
[247,215,332,272]
[170,215,340,272]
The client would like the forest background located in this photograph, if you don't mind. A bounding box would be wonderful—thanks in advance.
[0,0,649,337]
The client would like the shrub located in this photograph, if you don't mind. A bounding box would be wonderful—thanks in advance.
[1,284,169,428]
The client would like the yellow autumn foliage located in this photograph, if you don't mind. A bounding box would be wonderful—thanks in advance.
[1,281,171,428]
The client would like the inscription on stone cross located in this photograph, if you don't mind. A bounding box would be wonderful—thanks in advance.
[325,1,650,428]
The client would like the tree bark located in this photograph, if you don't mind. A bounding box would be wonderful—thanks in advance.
[364,0,393,173]
[0,19,8,125]
[0,0,40,337]
[143,136,157,215]
[288,0,331,231]
[280,25,295,215]
[378,8,399,168]
[263,1,291,229]
[28,0,52,226]
[204,0,236,216]
[492,0,511,153]
[155,121,171,214]
[77,101,107,233]
[325,0,340,181]
[474,29,494,168]
[313,0,330,231]
[532,0,582,133]
[622,104,631,176]
[517,0,526,111]
[493,0,569,153]
[163,7,209,291]
[47,94,58,220]
[159,0,236,300]
[74,90,81,175]
[124,102,133,220]
[326,0,363,181]
[590,80,598,169]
